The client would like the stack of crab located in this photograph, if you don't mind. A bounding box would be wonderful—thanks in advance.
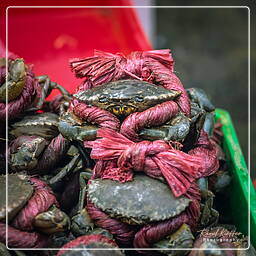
[0,50,254,256]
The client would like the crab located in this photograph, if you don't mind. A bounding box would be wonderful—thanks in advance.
[0,57,71,115]
[46,144,92,193]
[0,174,70,235]
[59,79,191,143]
[32,75,72,111]
[190,227,256,256]
[8,111,75,174]
[9,112,59,140]
[197,177,219,229]
[87,174,191,225]
[33,205,70,234]
[182,88,215,150]
[69,169,95,237]
[209,170,231,194]
[71,208,94,237]
[0,58,26,103]
[0,173,33,222]
[57,234,125,256]
[9,135,48,172]
[187,88,215,135]
[153,224,194,255]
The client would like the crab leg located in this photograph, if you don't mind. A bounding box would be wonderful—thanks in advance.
[48,154,81,186]
[139,112,190,142]
[34,75,72,110]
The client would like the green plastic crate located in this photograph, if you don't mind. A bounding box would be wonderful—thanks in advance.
[215,109,256,247]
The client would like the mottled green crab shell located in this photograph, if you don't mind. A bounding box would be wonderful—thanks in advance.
[10,112,59,140]
[87,175,191,225]
[61,243,124,256]
[0,174,34,222]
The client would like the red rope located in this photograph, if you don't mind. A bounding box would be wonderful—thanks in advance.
[70,98,120,131]
[85,128,218,197]
[57,234,119,256]
[86,200,137,247]
[120,101,179,141]
[11,177,59,231]
[9,134,70,174]
[69,49,219,247]
[188,130,219,177]
[133,183,201,249]
[36,134,70,172]
[0,222,49,248]
[70,49,190,116]
[0,68,37,121]
[211,121,224,145]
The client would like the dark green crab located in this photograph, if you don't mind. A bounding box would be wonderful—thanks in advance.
[182,87,216,150]
[10,112,59,140]
[0,174,33,222]
[153,224,194,255]
[87,174,191,225]
[0,58,26,103]
[197,178,219,229]
[59,79,190,142]
[30,75,72,111]
[0,58,71,109]
[0,174,70,235]
[187,87,215,136]
[75,79,181,116]
[9,136,47,172]
[86,174,195,254]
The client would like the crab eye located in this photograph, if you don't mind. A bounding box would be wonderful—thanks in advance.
[98,96,108,103]
[135,96,144,102]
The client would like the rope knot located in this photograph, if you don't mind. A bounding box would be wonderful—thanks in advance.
[118,140,169,172]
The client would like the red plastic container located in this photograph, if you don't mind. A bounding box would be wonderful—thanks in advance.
[0,0,152,98]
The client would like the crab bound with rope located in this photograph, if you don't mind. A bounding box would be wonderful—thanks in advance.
[67,49,219,197]
[58,49,220,250]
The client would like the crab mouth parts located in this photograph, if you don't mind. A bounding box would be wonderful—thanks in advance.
[107,105,137,116]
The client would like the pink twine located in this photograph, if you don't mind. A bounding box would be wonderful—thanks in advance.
[36,134,70,172]
[133,183,201,249]
[120,101,179,141]
[11,177,58,231]
[70,49,190,116]
[57,234,119,256]
[0,222,49,248]
[0,68,37,121]
[85,128,217,197]
[70,98,120,131]
[188,130,219,177]
[86,200,137,247]
[9,134,70,174]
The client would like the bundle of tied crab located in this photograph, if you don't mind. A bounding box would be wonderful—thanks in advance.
[0,50,254,256]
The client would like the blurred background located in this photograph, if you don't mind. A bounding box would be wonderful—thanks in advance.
[134,0,253,179]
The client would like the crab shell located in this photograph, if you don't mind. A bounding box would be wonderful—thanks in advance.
[58,235,124,256]
[59,243,124,256]
[0,174,33,222]
[87,174,191,225]
[10,112,59,140]
[153,224,194,255]
[74,79,181,117]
